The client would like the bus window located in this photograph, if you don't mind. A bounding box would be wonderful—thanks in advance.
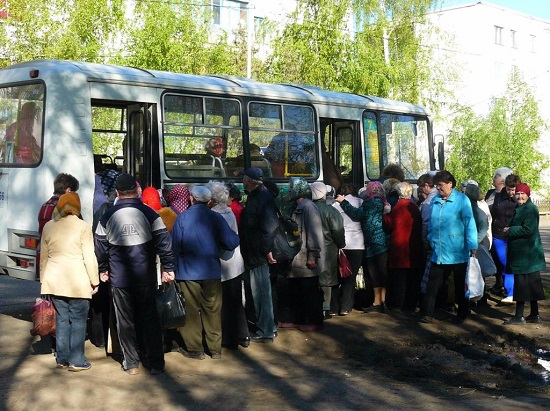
[92,106,126,173]
[379,113,430,181]
[250,102,317,179]
[0,84,44,166]
[162,94,242,179]
[363,112,380,180]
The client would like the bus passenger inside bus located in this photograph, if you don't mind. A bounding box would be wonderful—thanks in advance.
[1,101,42,164]
[263,132,317,178]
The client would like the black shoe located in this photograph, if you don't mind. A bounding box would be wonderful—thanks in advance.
[503,317,526,326]
[525,314,542,324]
[178,348,205,360]
[451,315,465,324]
[250,335,274,344]
[363,304,384,313]
[419,315,433,324]
[239,337,250,348]
[339,311,350,316]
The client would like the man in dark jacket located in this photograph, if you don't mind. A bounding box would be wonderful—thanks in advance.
[94,174,175,375]
[240,168,279,343]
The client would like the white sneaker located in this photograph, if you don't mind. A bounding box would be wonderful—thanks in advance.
[501,296,515,304]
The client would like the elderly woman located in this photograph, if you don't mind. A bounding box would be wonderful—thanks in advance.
[40,192,99,371]
[158,184,191,232]
[332,183,365,315]
[419,170,478,324]
[336,181,390,313]
[503,183,546,325]
[382,182,423,312]
[284,177,325,332]
[310,182,345,319]
[208,182,249,348]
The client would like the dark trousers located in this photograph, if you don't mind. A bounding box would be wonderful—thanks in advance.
[331,249,363,313]
[421,262,469,318]
[388,268,421,310]
[111,285,164,370]
[287,276,324,326]
[222,275,249,346]
[179,280,222,355]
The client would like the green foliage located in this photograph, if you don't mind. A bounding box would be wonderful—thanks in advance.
[446,72,548,192]
[0,0,125,66]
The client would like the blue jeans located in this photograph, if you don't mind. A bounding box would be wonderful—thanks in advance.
[493,237,514,297]
[250,264,275,337]
[52,296,90,365]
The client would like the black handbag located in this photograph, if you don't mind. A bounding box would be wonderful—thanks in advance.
[272,209,302,262]
[156,282,186,329]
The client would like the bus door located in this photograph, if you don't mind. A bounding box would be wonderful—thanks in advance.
[321,119,362,190]
[127,103,158,188]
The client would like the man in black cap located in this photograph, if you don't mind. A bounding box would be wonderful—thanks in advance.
[240,168,279,343]
[94,174,175,375]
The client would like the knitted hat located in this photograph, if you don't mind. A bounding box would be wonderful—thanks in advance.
[515,183,531,197]
[310,182,327,201]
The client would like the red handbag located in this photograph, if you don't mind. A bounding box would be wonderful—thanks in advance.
[338,249,353,278]
[30,297,56,337]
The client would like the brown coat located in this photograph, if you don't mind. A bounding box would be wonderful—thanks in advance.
[40,215,99,298]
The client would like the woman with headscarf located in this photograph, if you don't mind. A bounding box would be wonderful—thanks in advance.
[336,181,390,313]
[158,184,191,232]
[40,192,99,371]
[331,183,365,315]
[503,183,546,325]
[142,187,162,211]
[282,177,325,332]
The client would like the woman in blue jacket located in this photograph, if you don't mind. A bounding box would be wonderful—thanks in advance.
[419,170,478,324]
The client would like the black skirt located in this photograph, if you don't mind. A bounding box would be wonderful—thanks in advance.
[513,271,546,302]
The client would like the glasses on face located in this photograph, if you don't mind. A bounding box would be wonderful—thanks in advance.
[436,182,450,189]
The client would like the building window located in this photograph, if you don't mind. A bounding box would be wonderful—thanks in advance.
[212,0,221,25]
[530,34,536,52]
[494,26,503,45]
[510,30,517,48]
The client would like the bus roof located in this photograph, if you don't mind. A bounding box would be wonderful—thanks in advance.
[2,60,431,116]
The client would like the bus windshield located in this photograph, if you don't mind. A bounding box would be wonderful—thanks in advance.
[0,84,44,166]
[364,111,430,181]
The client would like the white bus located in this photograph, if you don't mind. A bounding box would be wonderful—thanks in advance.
[0,60,443,280]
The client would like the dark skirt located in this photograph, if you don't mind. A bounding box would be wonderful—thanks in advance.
[513,271,546,302]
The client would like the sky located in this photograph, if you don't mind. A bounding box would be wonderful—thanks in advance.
[441,0,550,20]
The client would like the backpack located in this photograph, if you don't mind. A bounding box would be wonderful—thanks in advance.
[272,210,302,262]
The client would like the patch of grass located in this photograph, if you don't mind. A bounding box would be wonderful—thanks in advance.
[544,286,550,299]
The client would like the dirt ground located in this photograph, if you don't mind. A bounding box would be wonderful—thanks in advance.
[1,277,549,410]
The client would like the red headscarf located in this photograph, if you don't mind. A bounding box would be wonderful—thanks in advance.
[169,184,191,214]
[142,187,162,211]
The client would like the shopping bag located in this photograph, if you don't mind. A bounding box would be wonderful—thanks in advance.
[465,256,484,301]
[477,243,497,277]
[30,297,56,337]
[156,282,186,329]
[338,249,353,278]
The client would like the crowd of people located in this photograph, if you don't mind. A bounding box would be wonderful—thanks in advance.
[36,164,546,375]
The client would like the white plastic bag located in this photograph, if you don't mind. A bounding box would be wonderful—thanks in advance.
[465,256,484,301]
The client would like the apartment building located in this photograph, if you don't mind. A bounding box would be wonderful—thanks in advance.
[427,2,550,143]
